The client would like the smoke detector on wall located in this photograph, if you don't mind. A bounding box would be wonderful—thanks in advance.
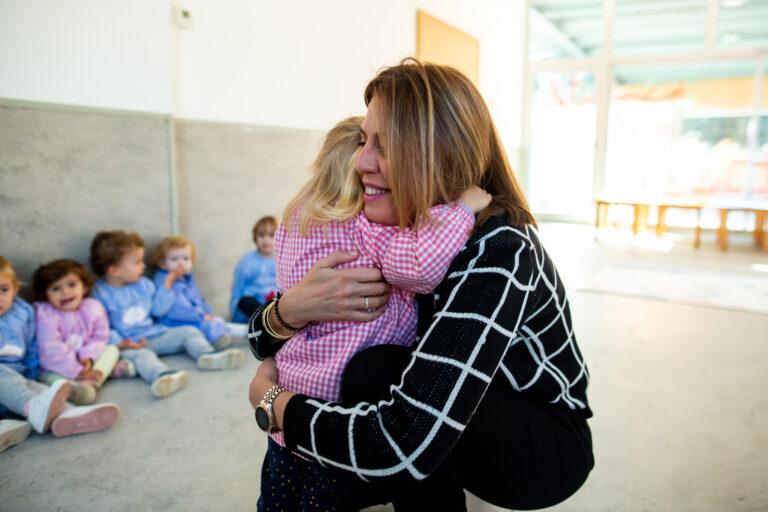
[172,6,193,30]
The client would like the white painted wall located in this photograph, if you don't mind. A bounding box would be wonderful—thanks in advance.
[0,0,526,145]
[0,0,172,113]
[171,0,526,143]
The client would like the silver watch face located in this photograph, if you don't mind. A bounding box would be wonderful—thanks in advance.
[255,405,271,431]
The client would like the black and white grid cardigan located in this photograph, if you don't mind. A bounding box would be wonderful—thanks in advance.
[249,215,591,488]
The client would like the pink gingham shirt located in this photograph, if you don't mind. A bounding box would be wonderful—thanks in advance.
[270,204,475,447]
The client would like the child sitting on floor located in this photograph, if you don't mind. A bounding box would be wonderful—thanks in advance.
[89,231,244,398]
[150,236,247,343]
[33,259,135,405]
[0,256,119,452]
[229,216,278,323]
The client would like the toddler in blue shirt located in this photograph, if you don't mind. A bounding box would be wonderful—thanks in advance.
[0,257,119,452]
[89,231,245,399]
[150,235,247,343]
[229,216,278,323]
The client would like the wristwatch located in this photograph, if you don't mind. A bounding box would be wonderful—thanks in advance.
[255,384,287,433]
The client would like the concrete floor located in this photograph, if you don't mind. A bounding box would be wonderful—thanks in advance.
[2,223,767,511]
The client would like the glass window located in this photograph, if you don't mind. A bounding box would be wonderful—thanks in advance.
[528,0,603,61]
[528,71,597,217]
[716,0,768,49]
[605,60,761,202]
[613,0,708,56]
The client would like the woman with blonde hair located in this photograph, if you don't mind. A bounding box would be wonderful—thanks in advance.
[255,114,490,511]
[249,59,593,511]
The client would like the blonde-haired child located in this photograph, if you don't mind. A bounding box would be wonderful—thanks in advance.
[32,259,135,406]
[150,235,246,344]
[229,216,278,323]
[254,117,491,510]
[0,257,119,452]
[89,231,244,399]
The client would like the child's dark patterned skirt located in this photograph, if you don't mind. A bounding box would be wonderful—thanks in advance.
[257,438,358,512]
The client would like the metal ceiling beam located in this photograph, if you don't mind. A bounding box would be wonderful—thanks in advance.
[529,6,587,58]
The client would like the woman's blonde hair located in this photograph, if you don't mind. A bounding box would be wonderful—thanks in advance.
[149,235,196,269]
[0,256,19,286]
[283,116,364,236]
[364,58,535,229]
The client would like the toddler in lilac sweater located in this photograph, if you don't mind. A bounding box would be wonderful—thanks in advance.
[32,259,134,405]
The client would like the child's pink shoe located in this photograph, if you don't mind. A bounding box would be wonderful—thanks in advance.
[51,403,120,437]
[110,359,136,379]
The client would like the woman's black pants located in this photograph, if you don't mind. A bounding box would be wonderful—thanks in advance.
[340,345,594,511]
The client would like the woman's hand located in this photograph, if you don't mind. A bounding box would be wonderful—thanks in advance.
[278,250,391,327]
[249,358,294,432]
[249,357,280,410]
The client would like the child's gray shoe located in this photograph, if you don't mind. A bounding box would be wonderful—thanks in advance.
[151,370,189,398]
[212,333,232,350]
[0,419,32,452]
[27,380,71,434]
[197,348,245,371]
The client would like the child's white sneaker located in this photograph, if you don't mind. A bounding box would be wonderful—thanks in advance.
[197,348,245,371]
[151,370,189,398]
[0,419,32,452]
[27,380,71,434]
[51,403,120,437]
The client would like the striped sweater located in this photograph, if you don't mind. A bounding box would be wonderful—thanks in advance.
[249,215,591,488]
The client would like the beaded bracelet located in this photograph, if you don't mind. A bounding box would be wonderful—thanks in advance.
[274,298,302,332]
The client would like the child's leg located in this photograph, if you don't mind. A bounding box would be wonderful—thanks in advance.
[0,365,38,417]
[225,322,248,338]
[147,326,212,359]
[299,461,359,511]
[92,345,120,387]
[119,348,170,384]
[0,419,31,452]
[148,326,244,371]
[257,438,307,512]
[237,296,262,319]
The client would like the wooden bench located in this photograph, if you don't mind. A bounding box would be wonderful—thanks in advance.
[708,199,768,251]
[594,196,768,252]
[594,196,705,247]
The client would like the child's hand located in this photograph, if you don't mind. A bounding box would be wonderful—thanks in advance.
[203,313,213,321]
[457,186,492,214]
[163,265,186,288]
[78,358,93,374]
[118,337,147,350]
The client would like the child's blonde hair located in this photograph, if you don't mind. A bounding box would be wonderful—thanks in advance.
[149,235,197,270]
[252,216,278,244]
[0,256,19,286]
[283,116,364,236]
